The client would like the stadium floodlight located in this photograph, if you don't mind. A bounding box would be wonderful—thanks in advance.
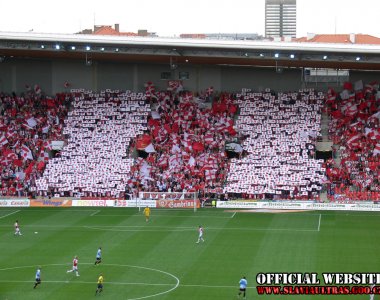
[40,45,45,49]
[185,59,189,62]
[115,48,119,52]
[356,56,361,61]
[85,46,91,51]
[71,46,76,50]
[289,54,295,59]
[55,44,60,50]
[259,53,264,57]
[323,55,328,60]
[274,53,279,58]
[100,47,105,51]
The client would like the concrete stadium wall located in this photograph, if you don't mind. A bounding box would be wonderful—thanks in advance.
[220,66,302,92]
[8,58,378,94]
[349,70,380,85]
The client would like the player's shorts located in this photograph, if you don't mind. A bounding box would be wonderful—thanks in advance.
[35,278,41,284]
[15,228,20,233]
[72,266,78,271]
[96,257,101,262]
[98,284,103,289]
[239,288,246,292]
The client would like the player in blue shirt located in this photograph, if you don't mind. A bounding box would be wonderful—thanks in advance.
[33,267,41,289]
[94,247,102,265]
[238,276,247,299]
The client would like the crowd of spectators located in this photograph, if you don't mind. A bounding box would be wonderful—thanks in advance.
[126,89,241,198]
[0,90,69,196]
[224,88,324,200]
[35,90,148,198]
[6,81,380,202]
[326,81,380,201]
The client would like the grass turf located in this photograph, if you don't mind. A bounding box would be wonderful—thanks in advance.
[0,207,379,299]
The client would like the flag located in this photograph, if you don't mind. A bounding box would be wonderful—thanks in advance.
[21,144,33,160]
[0,134,8,146]
[39,150,49,161]
[206,86,214,96]
[345,104,358,117]
[42,125,50,134]
[6,130,16,139]
[145,81,155,96]
[343,82,353,90]
[144,143,156,153]
[192,142,205,152]
[346,133,361,148]
[188,156,196,167]
[3,149,17,160]
[26,117,37,128]
[167,80,182,92]
[34,84,41,95]
[354,80,363,91]
[151,111,160,120]
[374,143,380,156]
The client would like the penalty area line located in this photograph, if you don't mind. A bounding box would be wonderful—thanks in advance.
[90,210,100,216]
[0,210,20,219]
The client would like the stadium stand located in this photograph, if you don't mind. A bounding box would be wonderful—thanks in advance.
[129,89,240,197]
[11,82,380,201]
[35,90,149,198]
[326,81,380,201]
[223,88,324,200]
[0,91,69,196]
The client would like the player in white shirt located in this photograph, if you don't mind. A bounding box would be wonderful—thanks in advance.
[94,247,102,265]
[14,220,22,236]
[196,225,204,243]
[67,256,80,276]
[33,267,41,289]
[238,276,248,299]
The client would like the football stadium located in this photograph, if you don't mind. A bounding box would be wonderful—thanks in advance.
[1,2,380,299]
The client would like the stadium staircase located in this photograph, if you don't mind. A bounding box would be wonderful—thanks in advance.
[317,111,334,202]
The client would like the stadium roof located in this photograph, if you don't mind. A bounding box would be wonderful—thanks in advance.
[1,32,380,70]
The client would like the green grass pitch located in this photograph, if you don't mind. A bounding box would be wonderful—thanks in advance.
[0,207,379,299]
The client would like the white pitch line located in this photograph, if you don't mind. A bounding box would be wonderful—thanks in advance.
[90,210,100,216]
[0,210,20,219]
[0,280,174,286]
[317,214,321,232]
[231,212,236,218]
[180,283,256,289]
[0,280,257,290]
[0,223,317,232]
[93,214,231,219]
[0,262,180,300]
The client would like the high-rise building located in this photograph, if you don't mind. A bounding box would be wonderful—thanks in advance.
[265,0,296,38]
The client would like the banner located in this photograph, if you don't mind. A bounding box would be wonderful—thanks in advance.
[30,199,72,207]
[216,201,380,211]
[51,141,65,150]
[156,199,200,209]
[225,142,243,153]
[0,199,30,207]
[114,200,156,208]
[139,192,195,200]
[72,200,114,207]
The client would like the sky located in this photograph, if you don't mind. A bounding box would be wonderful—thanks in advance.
[1,0,379,38]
